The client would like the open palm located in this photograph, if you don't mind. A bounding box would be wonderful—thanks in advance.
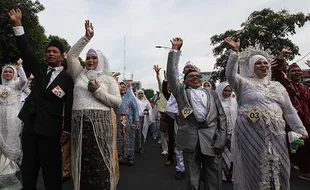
[224,38,240,52]
[8,8,22,22]
[153,65,161,73]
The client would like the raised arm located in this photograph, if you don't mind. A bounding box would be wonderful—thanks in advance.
[224,38,243,92]
[9,9,40,77]
[15,59,28,90]
[153,65,163,93]
[272,47,291,85]
[166,37,183,97]
[162,70,172,100]
[282,87,308,137]
[66,20,94,79]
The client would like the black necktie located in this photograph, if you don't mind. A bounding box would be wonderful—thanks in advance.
[46,68,55,86]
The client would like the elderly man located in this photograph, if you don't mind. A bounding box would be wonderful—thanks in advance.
[166,37,227,190]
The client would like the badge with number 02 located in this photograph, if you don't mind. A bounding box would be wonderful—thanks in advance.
[247,108,262,123]
[182,104,193,118]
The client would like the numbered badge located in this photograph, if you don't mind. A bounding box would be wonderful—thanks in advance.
[181,104,193,118]
[52,85,65,98]
[247,108,262,123]
[0,88,10,98]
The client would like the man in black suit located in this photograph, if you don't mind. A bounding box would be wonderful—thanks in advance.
[9,9,74,190]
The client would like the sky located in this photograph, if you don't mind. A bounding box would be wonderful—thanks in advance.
[36,0,310,91]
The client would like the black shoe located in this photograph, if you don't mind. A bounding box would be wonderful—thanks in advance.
[128,159,135,166]
[174,171,185,180]
[165,160,173,166]
[62,176,71,183]
[139,148,144,154]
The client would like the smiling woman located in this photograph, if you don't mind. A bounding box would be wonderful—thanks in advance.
[2,67,14,80]
[67,20,121,190]
[225,38,308,190]
[0,62,27,190]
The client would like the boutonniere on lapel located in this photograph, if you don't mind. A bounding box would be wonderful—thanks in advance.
[52,85,66,98]
[0,88,10,98]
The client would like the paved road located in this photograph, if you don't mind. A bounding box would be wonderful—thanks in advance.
[31,138,309,189]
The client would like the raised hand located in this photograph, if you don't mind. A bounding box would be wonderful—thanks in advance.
[113,72,121,77]
[8,8,22,26]
[305,60,310,68]
[281,47,292,54]
[15,58,23,68]
[170,37,183,50]
[224,38,240,52]
[153,65,161,73]
[85,20,94,40]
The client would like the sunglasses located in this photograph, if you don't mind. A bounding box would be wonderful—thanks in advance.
[186,74,202,79]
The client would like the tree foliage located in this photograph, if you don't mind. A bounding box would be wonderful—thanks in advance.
[142,88,154,100]
[0,0,46,67]
[47,35,70,50]
[210,8,310,81]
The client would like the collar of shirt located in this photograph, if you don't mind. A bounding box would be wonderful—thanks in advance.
[190,88,208,122]
[46,66,64,88]
[47,66,64,73]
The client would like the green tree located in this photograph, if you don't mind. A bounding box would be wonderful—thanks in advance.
[143,88,154,100]
[47,35,70,50]
[0,0,46,66]
[79,57,85,68]
[210,8,310,81]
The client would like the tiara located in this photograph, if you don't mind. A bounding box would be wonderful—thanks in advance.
[238,44,274,80]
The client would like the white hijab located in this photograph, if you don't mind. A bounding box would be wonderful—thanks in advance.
[1,65,17,86]
[247,55,269,78]
[86,48,111,76]
[135,89,152,116]
[216,82,238,134]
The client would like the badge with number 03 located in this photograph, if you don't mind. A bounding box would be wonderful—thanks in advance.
[0,88,10,98]
[52,85,66,98]
[181,104,193,118]
[247,108,262,123]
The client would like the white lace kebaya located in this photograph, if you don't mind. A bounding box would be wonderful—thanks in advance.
[0,64,27,189]
[67,36,121,190]
[226,48,308,190]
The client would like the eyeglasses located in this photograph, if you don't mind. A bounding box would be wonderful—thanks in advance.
[186,74,202,79]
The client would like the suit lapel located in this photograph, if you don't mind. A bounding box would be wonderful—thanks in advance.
[46,70,65,92]
[40,68,49,91]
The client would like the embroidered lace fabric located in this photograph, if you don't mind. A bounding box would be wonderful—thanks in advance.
[72,110,115,190]
[67,36,121,190]
[0,66,26,190]
[226,51,308,190]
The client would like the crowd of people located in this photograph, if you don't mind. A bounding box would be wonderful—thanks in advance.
[0,8,309,190]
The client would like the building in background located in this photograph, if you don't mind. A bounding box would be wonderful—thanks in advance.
[200,71,212,82]
[131,81,142,93]
[123,79,141,94]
